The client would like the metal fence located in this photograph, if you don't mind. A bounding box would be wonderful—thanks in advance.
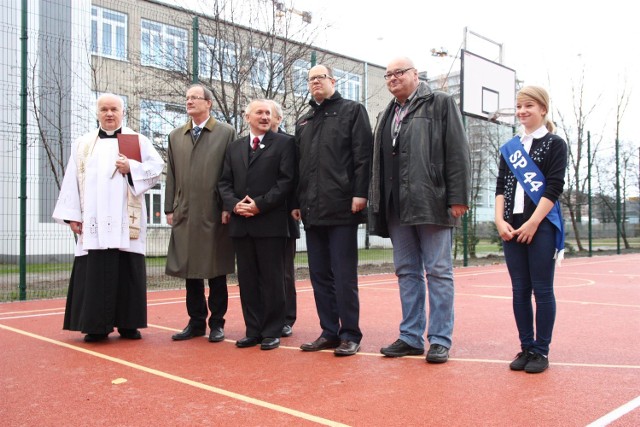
[0,0,399,302]
[1,1,637,302]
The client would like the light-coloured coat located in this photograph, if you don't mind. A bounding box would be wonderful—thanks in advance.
[165,116,236,278]
[53,127,164,256]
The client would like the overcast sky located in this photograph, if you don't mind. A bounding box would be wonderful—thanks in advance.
[295,0,639,144]
[170,0,638,144]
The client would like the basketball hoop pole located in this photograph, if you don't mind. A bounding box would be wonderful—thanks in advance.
[462,115,469,267]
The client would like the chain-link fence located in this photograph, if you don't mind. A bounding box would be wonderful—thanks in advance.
[2,1,637,302]
[0,0,398,302]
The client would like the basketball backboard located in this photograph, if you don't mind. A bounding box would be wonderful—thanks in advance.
[460,49,516,126]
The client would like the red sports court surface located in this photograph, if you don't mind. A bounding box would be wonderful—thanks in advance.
[1,254,639,426]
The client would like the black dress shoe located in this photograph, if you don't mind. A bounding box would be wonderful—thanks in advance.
[300,336,341,352]
[281,325,293,337]
[84,333,108,343]
[171,325,205,341]
[118,328,142,340]
[236,336,260,348]
[208,327,225,343]
[260,337,280,350]
[426,343,450,363]
[380,339,424,357]
[334,340,360,356]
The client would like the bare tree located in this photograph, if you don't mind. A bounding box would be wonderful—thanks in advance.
[612,82,633,248]
[28,37,108,190]
[29,52,67,191]
[595,139,636,249]
[119,0,323,139]
[555,66,603,252]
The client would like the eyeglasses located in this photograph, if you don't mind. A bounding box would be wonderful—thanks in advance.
[308,74,332,83]
[186,96,207,101]
[383,67,415,80]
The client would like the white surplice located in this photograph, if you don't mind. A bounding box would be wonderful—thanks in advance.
[53,127,164,256]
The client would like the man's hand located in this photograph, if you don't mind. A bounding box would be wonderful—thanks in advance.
[352,197,367,214]
[70,220,83,235]
[450,204,468,219]
[291,209,301,221]
[166,213,173,226]
[221,211,230,224]
[234,195,260,217]
[115,154,131,175]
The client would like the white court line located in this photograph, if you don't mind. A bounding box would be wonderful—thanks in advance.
[586,395,640,426]
[3,281,637,320]
[0,323,349,427]
[0,311,65,320]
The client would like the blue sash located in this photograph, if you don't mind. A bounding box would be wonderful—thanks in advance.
[499,136,564,258]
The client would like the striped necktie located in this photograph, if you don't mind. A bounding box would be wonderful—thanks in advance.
[192,126,202,140]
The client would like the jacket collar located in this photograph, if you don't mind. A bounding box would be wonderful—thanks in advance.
[383,82,433,118]
[181,115,217,135]
[309,90,343,109]
[407,82,433,108]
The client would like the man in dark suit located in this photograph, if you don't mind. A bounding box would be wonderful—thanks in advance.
[218,99,296,351]
[268,100,298,338]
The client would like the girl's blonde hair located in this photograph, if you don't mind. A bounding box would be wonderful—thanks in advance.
[516,85,556,133]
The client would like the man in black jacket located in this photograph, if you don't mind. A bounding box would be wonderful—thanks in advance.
[219,99,296,351]
[293,64,372,356]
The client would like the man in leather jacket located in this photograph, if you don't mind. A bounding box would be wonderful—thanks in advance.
[293,64,372,357]
[370,57,470,363]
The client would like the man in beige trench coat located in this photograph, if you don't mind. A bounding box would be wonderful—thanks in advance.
[165,83,237,342]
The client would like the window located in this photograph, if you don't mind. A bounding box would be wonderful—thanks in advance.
[139,100,186,149]
[91,6,127,60]
[199,35,236,82]
[144,183,165,225]
[141,19,187,72]
[250,49,284,91]
[292,59,310,96]
[334,69,361,102]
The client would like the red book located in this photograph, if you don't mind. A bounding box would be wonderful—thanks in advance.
[117,134,142,162]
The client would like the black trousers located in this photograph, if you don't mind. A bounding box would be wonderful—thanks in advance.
[284,237,297,327]
[306,224,362,343]
[185,275,228,330]
[233,236,286,339]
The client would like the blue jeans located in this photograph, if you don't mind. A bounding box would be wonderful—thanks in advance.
[305,224,362,343]
[503,216,557,356]
[387,208,455,349]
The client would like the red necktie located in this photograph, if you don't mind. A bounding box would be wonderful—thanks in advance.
[252,137,260,151]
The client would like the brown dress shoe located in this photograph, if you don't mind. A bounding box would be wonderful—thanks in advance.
[300,336,341,352]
